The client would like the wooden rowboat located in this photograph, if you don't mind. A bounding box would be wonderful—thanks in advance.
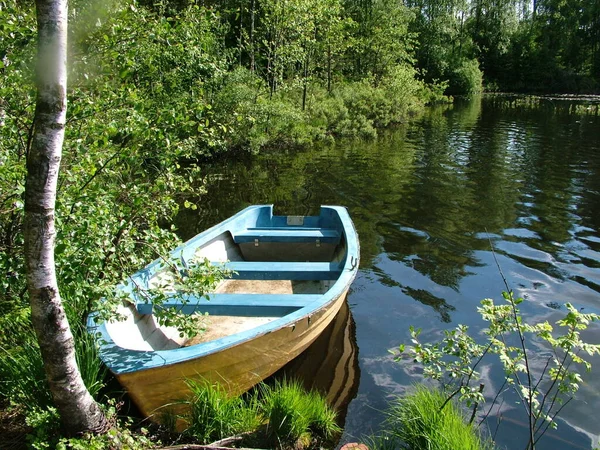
[87,205,359,420]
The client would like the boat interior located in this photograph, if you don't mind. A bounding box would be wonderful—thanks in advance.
[105,218,349,352]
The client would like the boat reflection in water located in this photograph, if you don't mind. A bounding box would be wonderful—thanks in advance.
[270,300,360,429]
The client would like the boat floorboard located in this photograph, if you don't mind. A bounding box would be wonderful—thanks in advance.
[183,315,277,347]
[215,279,328,295]
[182,279,330,346]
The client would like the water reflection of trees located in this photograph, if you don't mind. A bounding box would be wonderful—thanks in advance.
[178,126,419,268]
[372,262,456,323]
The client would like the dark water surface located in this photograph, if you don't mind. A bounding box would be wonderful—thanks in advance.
[179,96,600,449]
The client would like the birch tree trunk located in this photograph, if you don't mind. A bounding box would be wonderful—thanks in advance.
[24,0,107,435]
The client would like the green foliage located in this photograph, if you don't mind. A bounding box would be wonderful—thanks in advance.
[495,0,600,92]
[24,401,156,450]
[384,385,493,450]
[407,0,477,94]
[2,0,236,344]
[346,0,416,80]
[404,0,600,93]
[56,426,154,450]
[405,323,487,408]
[25,407,61,450]
[211,65,436,150]
[396,291,600,449]
[1,0,232,320]
[479,294,600,423]
[318,65,437,137]
[0,0,36,314]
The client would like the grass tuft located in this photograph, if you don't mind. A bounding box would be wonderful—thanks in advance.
[71,320,107,399]
[0,309,52,411]
[185,380,262,443]
[262,378,341,446]
[184,378,340,448]
[385,385,494,450]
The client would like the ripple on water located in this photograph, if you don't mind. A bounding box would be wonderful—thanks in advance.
[474,231,502,240]
[579,234,600,245]
[571,248,600,265]
[494,240,555,264]
[503,227,542,239]
[516,215,541,225]
[393,224,430,239]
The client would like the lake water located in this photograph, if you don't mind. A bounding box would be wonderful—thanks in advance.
[179,96,600,449]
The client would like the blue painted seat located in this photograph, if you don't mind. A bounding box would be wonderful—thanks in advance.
[233,227,341,244]
[212,261,342,280]
[137,293,321,316]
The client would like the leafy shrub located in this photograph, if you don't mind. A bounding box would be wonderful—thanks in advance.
[25,401,155,450]
[308,65,434,141]
[210,63,441,151]
[446,58,483,95]
[395,292,600,449]
[210,67,266,149]
[247,94,316,152]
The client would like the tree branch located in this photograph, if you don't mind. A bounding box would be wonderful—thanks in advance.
[488,234,535,449]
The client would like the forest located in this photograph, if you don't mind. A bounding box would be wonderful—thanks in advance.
[1,0,600,448]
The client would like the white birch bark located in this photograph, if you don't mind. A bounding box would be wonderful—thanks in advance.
[24,0,107,435]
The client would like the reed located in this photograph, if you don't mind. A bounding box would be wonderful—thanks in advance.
[0,307,106,412]
[0,337,52,410]
[71,320,107,399]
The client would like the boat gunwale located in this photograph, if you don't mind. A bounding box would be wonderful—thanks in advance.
[87,205,359,375]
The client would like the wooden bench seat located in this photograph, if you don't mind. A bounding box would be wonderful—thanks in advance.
[212,261,342,280]
[233,228,341,244]
[137,293,321,316]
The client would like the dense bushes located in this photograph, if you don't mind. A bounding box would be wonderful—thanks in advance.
[212,64,444,151]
